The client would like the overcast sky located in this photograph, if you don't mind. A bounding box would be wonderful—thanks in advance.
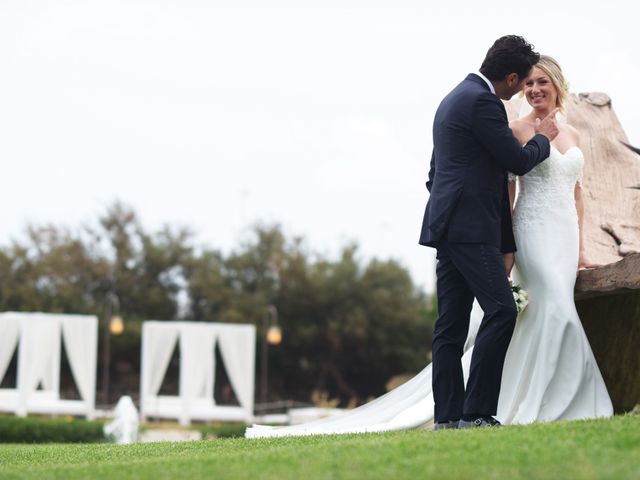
[1,0,638,293]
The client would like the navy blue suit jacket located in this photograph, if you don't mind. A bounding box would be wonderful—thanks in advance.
[419,74,550,253]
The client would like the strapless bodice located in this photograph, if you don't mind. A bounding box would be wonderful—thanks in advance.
[513,146,584,230]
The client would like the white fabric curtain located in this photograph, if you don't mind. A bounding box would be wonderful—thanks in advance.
[35,314,62,393]
[16,317,61,416]
[141,323,179,398]
[205,333,217,402]
[217,324,256,413]
[141,320,256,424]
[178,324,215,425]
[0,314,20,384]
[61,315,98,417]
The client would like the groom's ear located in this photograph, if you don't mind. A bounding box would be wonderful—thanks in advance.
[505,73,520,87]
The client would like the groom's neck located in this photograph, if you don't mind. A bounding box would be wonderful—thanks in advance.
[491,81,514,101]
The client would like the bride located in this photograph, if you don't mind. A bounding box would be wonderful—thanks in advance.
[246,56,613,438]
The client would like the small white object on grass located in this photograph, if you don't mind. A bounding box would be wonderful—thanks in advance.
[103,396,140,444]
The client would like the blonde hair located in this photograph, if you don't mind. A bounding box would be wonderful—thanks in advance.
[534,55,568,113]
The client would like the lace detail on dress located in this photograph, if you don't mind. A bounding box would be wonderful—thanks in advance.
[513,146,584,230]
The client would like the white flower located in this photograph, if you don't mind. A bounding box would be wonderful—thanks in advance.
[511,282,529,314]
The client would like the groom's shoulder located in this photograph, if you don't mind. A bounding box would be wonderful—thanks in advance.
[459,73,492,93]
[447,74,492,99]
[440,75,494,112]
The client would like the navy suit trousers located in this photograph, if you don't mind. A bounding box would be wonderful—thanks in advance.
[432,242,517,422]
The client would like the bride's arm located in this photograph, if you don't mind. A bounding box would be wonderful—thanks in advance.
[575,184,586,263]
[503,180,517,276]
[508,181,516,214]
[572,128,602,270]
[575,184,601,270]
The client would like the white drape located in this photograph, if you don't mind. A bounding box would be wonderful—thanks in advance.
[16,317,60,416]
[61,315,98,418]
[0,315,20,383]
[0,312,98,419]
[141,323,179,398]
[141,321,256,424]
[179,324,216,425]
[205,336,216,402]
[217,324,256,413]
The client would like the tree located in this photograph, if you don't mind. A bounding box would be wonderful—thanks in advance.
[96,202,194,320]
[268,242,433,404]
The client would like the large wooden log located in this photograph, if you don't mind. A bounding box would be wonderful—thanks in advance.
[575,253,640,300]
[575,291,640,413]
[567,93,640,262]
[568,96,640,412]
[574,255,640,413]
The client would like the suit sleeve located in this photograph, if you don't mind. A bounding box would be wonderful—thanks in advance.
[426,149,435,193]
[471,93,551,175]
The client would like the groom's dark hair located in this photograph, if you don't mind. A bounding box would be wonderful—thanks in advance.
[480,35,540,81]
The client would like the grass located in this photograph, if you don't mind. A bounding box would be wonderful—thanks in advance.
[0,415,638,479]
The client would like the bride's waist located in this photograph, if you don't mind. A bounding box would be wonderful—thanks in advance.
[514,195,575,213]
[516,188,576,204]
[513,204,578,228]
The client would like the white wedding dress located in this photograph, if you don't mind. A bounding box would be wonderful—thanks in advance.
[246,146,613,438]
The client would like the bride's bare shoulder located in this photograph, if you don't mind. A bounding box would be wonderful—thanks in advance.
[563,124,581,145]
[509,118,534,144]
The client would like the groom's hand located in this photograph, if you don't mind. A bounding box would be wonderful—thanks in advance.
[534,108,560,141]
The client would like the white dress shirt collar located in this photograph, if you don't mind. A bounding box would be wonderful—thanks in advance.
[476,71,496,95]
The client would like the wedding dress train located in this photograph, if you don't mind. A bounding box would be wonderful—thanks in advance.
[246,146,613,438]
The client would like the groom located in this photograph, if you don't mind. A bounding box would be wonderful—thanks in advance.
[419,35,559,429]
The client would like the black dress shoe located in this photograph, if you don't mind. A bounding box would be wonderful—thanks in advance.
[458,417,502,429]
[433,420,459,431]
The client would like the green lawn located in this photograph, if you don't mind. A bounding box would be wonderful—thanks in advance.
[1,415,638,479]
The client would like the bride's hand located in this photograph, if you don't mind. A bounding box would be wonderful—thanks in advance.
[534,108,560,141]
[578,256,603,270]
[503,253,515,277]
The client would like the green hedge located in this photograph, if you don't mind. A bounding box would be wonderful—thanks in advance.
[197,422,248,439]
[0,415,105,443]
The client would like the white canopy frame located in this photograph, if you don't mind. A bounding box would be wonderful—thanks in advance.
[140,321,256,425]
[0,312,98,419]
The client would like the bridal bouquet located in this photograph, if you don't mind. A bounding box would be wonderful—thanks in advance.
[511,282,529,313]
